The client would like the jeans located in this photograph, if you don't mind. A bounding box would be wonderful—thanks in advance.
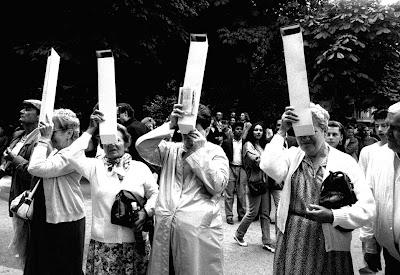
[225,165,247,220]
[236,189,272,245]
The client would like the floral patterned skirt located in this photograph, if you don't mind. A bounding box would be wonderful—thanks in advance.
[85,238,151,275]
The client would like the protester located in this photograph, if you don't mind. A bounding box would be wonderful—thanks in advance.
[234,122,275,252]
[326,120,346,152]
[260,103,375,274]
[5,99,41,267]
[117,103,149,161]
[25,109,85,275]
[65,110,159,275]
[344,123,360,161]
[135,103,229,275]
[221,121,247,224]
[240,112,252,140]
[360,103,400,274]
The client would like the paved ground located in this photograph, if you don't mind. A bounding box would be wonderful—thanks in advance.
[0,177,384,274]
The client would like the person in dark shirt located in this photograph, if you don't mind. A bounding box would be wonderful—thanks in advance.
[117,103,149,162]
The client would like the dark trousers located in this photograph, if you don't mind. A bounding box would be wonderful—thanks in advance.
[383,247,400,275]
[224,165,247,220]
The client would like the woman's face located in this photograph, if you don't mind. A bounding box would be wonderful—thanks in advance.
[51,129,72,151]
[240,113,246,121]
[103,130,128,159]
[296,124,326,157]
[346,127,355,138]
[253,125,263,140]
[325,126,343,148]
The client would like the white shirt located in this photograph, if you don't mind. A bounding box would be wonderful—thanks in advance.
[232,138,242,165]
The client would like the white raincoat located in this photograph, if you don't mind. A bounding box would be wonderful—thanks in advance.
[136,123,229,275]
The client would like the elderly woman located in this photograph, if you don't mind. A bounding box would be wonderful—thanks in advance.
[26,109,85,275]
[260,103,376,274]
[66,110,158,275]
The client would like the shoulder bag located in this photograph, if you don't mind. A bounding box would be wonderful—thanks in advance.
[10,179,40,220]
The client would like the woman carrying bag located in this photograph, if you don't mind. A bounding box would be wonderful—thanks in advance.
[233,122,275,252]
[26,109,85,275]
[67,109,159,275]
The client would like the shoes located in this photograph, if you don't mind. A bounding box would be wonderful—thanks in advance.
[234,234,248,247]
[226,217,234,225]
[262,243,276,253]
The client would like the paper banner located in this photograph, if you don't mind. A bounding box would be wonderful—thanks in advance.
[96,50,117,144]
[281,24,314,136]
[39,48,60,123]
[178,34,208,134]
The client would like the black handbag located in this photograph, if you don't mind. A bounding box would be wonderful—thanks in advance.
[319,171,357,232]
[111,190,153,231]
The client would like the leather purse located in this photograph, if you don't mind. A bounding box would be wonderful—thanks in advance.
[111,190,153,231]
[10,179,40,220]
[319,171,357,232]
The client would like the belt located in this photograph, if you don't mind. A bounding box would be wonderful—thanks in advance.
[230,164,243,167]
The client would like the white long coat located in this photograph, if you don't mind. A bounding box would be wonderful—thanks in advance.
[136,124,229,275]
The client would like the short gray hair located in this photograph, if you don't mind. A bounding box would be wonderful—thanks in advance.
[310,102,330,132]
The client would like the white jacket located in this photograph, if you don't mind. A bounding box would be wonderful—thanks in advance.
[260,134,376,252]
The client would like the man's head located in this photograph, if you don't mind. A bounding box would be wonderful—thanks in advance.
[195,104,211,131]
[232,121,244,140]
[221,119,229,131]
[372,109,389,142]
[387,102,400,153]
[215,112,223,122]
[276,119,282,133]
[117,103,134,124]
[19,99,41,126]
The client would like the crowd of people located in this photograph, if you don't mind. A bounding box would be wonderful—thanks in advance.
[0,98,399,274]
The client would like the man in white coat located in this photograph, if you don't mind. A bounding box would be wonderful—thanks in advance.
[136,103,229,275]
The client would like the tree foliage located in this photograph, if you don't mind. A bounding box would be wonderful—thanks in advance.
[301,0,400,109]
[3,0,399,129]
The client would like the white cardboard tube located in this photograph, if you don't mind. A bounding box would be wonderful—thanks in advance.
[39,48,60,123]
[178,34,208,134]
[96,50,117,144]
[281,25,314,136]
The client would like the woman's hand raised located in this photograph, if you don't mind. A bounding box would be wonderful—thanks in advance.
[87,110,104,135]
[278,106,299,136]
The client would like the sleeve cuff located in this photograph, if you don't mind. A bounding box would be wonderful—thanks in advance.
[332,208,349,227]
